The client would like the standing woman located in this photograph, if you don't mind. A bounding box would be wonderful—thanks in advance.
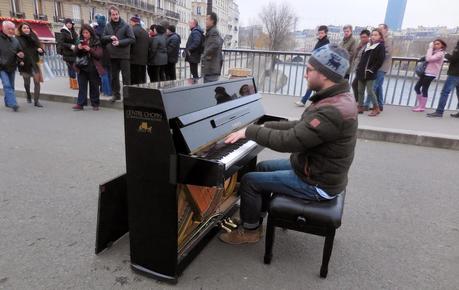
[72,24,105,111]
[412,39,447,112]
[356,29,386,116]
[16,22,44,107]
[147,24,168,82]
[58,18,79,89]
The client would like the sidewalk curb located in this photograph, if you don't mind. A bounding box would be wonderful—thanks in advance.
[3,88,458,151]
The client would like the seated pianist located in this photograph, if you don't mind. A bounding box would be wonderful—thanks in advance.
[219,44,358,245]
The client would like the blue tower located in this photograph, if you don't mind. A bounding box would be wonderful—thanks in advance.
[384,0,407,31]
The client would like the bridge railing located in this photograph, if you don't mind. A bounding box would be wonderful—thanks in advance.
[42,44,458,110]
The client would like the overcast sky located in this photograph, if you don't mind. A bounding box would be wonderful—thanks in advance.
[235,0,458,30]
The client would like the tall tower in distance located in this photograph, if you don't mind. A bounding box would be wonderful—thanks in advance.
[384,0,408,31]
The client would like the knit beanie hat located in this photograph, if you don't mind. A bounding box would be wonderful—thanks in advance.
[308,44,350,82]
[130,15,141,23]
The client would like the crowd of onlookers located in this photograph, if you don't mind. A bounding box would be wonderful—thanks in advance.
[1,12,459,118]
[295,24,459,118]
[0,6,224,112]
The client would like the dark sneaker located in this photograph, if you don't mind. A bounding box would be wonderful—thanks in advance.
[72,104,84,111]
[34,101,43,108]
[450,112,459,118]
[218,227,262,245]
[426,112,443,118]
[12,105,19,112]
[110,96,121,103]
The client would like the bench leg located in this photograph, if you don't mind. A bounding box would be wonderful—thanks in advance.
[320,230,335,278]
[264,216,275,264]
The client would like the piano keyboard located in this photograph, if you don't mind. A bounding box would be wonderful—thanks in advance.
[200,139,258,168]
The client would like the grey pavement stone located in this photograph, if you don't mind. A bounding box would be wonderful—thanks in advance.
[1,100,459,289]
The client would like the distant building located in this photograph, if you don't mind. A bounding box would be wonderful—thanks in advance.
[384,0,408,31]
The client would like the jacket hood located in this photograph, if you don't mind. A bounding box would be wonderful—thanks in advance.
[193,25,204,34]
[309,80,350,103]
[61,25,71,34]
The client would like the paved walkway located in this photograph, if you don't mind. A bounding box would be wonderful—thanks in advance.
[1,100,458,289]
[2,76,459,149]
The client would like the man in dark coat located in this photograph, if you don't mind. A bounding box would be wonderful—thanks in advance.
[0,21,24,112]
[185,19,204,79]
[165,25,181,81]
[102,6,135,102]
[219,45,357,245]
[129,15,149,84]
[201,12,223,82]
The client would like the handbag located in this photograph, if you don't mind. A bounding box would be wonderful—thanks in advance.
[415,56,428,77]
[75,54,89,69]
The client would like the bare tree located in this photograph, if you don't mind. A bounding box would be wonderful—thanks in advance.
[259,2,296,51]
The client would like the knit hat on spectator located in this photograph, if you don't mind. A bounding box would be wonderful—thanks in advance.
[308,44,350,82]
[130,15,141,23]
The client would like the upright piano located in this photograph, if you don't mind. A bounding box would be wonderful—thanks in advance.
[95,77,285,283]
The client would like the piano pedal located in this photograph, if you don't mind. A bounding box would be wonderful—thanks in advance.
[218,222,232,233]
[223,218,238,229]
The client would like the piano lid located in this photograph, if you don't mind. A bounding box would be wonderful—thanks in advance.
[123,77,257,119]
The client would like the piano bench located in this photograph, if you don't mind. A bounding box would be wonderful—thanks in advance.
[264,191,346,278]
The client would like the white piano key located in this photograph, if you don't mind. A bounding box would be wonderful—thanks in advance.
[219,140,257,168]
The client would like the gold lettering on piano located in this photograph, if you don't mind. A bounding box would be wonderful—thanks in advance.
[138,122,152,133]
[125,109,163,122]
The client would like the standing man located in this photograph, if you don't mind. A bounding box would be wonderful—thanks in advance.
[185,19,204,80]
[295,25,330,106]
[58,18,79,90]
[365,23,392,111]
[202,12,223,83]
[129,15,149,85]
[102,6,135,102]
[427,40,459,118]
[0,21,24,112]
[165,25,181,81]
[339,24,358,79]
[351,29,371,101]
[219,44,357,244]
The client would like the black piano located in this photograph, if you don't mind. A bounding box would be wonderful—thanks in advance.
[95,77,285,283]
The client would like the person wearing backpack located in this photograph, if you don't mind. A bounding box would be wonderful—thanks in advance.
[412,39,446,112]
[58,18,79,90]
[184,19,204,80]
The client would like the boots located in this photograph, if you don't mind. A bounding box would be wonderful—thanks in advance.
[69,78,79,90]
[33,82,43,107]
[24,78,32,103]
[368,106,381,117]
[412,97,427,112]
[412,94,422,111]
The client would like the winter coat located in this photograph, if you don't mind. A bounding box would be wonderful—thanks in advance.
[148,34,168,66]
[185,25,204,64]
[356,42,386,81]
[130,24,149,65]
[0,31,23,73]
[380,34,393,73]
[445,41,459,76]
[94,16,110,68]
[340,35,358,74]
[313,36,330,50]
[424,46,445,77]
[201,25,223,76]
[73,37,105,77]
[102,18,135,60]
[246,81,358,195]
[58,26,78,62]
[166,32,181,64]
[17,33,43,75]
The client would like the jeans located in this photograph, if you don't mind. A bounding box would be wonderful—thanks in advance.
[364,71,385,108]
[414,75,435,97]
[358,80,377,107]
[66,61,76,79]
[77,67,100,107]
[110,59,130,98]
[189,62,199,79]
[0,70,17,107]
[300,88,313,104]
[435,75,459,114]
[239,159,329,230]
